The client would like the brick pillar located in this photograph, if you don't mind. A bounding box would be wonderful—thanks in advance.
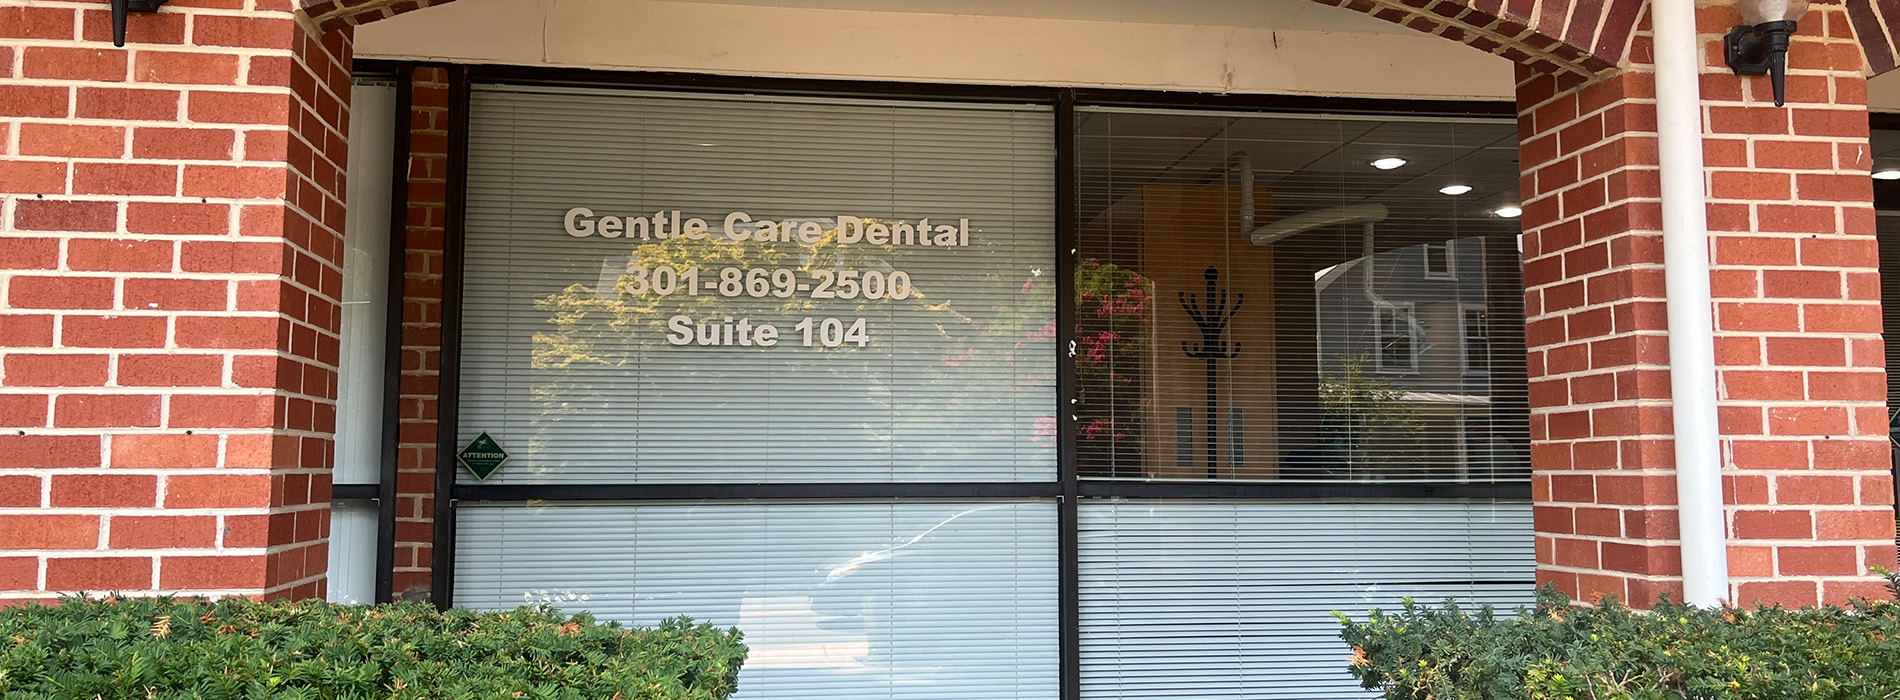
[0,3,352,601]
[393,66,448,600]
[1523,1,1897,608]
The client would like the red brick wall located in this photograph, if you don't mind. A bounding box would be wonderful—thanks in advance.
[0,3,353,600]
[392,66,448,600]
[1520,2,1897,607]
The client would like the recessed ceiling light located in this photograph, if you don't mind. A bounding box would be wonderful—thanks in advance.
[1493,206,1523,219]
[1370,157,1408,170]
[1874,169,1900,180]
[1439,184,1474,196]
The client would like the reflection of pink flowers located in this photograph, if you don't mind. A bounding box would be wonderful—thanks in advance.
[1080,330,1122,365]
[1032,415,1057,443]
[1093,288,1149,317]
[941,348,976,367]
[1022,278,1034,294]
[1078,418,1127,442]
[1029,320,1056,340]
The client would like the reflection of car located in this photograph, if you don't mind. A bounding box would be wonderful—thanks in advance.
[808,505,1012,667]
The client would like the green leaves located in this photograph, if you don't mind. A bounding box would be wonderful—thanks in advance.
[0,597,746,700]
[1338,571,1900,700]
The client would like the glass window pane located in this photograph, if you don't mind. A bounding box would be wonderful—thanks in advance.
[455,500,1059,700]
[1078,498,1534,700]
[457,87,1056,484]
[1074,109,1529,483]
[334,81,396,487]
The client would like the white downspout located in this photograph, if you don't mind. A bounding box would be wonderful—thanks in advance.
[1652,0,1730,606]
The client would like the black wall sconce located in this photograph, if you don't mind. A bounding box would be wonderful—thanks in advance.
[110,0,169,47]
[1724,0,1810,107]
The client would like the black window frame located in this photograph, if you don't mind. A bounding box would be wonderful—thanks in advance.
[357,58,1533,700]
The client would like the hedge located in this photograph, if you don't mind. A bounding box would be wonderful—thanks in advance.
[0,596,746,700]
[1337,569,1900,699]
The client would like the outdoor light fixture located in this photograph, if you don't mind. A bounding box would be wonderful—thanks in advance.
[1874,169,1900,181]
[109,0,167,47]
[1439,184,1473,196]
[1725,0,1810,107]
[1370,157,1408,170]
[1493,206,1523,218]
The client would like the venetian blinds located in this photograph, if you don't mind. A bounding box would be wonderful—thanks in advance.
[454,501,1060,700]
[1077,499,1535,699]
[1073,108,1531,483]
[457,86,1056,484]
[327,81,396,605]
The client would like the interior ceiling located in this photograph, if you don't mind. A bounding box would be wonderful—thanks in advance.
[1077,110,1523,260]
[1872,129,1900,171]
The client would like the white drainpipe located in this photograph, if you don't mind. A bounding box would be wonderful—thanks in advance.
[1652,0,1730,606]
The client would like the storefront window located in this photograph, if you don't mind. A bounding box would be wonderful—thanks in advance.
[447,79,1534,700]
[1077,499,1533,698]
[457,87,1056,484]
[1073,109,1531,483]
[457,501,1058,699]
[452,85,1062,700]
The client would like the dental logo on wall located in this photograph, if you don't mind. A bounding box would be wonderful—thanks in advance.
[457,432,511,480]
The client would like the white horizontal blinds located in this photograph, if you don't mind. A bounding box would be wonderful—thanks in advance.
[455,501,1060,700]
[327,500,378,604]
[327,82,395,606]
[1077,499,1535,699]
[1074,108,1530,483]
[458,86,1056,484]
[333,81,396,487]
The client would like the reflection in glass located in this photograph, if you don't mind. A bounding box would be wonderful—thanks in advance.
[457,89,1056,484]
[455,501,1060,700]
[1077,499,1534,699]
[1074,110,1530,483]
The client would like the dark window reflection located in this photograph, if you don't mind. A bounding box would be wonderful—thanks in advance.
[1074,110,1531,483]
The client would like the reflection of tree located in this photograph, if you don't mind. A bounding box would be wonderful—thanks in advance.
[1072,259,1154,469]
[1315,355,1423,476]
[522,220,1054,471]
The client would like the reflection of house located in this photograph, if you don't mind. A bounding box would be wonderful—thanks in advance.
[1074,182,1529,483]
[1310,237,1527,481]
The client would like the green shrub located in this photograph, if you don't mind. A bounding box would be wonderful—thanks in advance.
[1337,570,1900,700]
[0,596,745,700]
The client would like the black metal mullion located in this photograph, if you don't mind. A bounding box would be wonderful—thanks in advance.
[445,479,1530,502]
[1068,88,1513,117]
[1055,88,1082,700]
[466,64,1061,104]
[373,62,413,605]
[1077,480,1531,500]
[429,64,471,611]
[334,484,380,501]
[452,482,1061,501]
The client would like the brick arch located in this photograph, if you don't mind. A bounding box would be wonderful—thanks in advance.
[297,0,1637,81]
[1848,0,1900,73]
[1306,0,1638,80]
[298,0,457,33]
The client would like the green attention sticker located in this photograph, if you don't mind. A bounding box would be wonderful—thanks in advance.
[456,432,510,481]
